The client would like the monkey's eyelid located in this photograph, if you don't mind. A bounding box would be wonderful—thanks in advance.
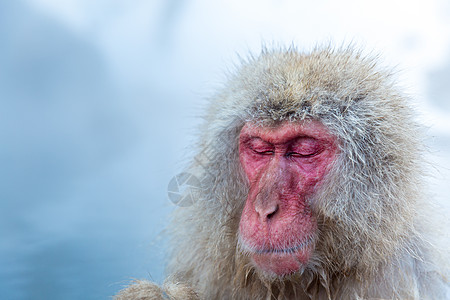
[286,150,321,158]
[253,150,275,155]
[286,152,306,157]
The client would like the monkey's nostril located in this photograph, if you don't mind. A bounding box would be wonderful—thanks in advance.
[255,203,279,221]
[266,204,279,220]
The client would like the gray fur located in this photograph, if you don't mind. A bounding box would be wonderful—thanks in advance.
[115,46,448,299]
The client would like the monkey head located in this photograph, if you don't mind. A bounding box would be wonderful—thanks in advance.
[167,47,428,293]
[193,47,423,281]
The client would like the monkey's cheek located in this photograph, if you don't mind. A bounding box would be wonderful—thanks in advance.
[251,250,311,277]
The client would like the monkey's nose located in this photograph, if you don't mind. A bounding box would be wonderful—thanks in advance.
[255,204,279,221]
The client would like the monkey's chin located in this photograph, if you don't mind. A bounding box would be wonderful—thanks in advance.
[251,247,312,277]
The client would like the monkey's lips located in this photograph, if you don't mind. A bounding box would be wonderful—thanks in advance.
[241,237,314,276]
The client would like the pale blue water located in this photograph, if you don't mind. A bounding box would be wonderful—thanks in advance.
[0,2,179,299]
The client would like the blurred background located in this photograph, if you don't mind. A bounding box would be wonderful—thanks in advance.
[0,0,449,299]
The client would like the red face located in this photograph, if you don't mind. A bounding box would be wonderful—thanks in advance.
[238,120,337,276]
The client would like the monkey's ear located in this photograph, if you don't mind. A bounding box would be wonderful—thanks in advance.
[114,279,200,300]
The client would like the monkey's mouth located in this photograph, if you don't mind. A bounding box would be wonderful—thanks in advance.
[239,235,314,276]
[239,234,314,254]
[253,235,314,254]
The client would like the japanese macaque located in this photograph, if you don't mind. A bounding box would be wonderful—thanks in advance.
[115,47,449,299]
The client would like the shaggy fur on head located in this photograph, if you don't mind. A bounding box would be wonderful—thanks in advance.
[115,46,449,299]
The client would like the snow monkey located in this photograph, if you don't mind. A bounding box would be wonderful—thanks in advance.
[115,47,449,299]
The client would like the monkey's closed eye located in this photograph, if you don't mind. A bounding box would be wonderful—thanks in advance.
[286,151,319,158]
[253,150,275,155]
[288,138,323,158]
[246,138,274,155]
